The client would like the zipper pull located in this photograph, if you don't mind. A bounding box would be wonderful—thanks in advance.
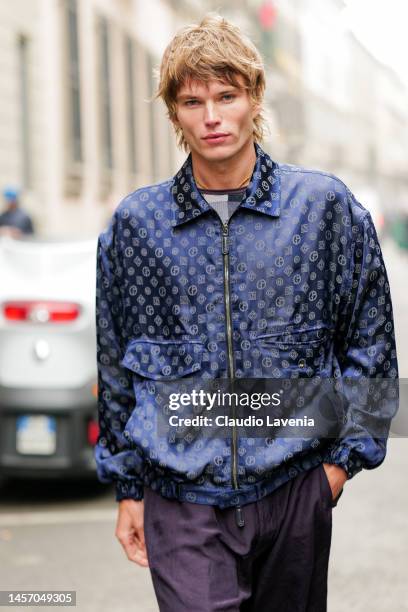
[222,224,229,255]
[235,505,245,528]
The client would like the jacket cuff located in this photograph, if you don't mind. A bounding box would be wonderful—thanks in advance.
[322,442,364,480]
[115,480,144,502]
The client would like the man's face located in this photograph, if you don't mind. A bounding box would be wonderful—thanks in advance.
[173,75,259,164]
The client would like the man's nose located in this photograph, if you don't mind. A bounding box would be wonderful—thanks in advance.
[203,102,221,126]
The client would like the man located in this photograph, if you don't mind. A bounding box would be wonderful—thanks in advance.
[0,187,34,236]
[95,15,398,612]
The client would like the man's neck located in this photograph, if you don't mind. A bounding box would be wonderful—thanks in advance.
[192,140,256,190]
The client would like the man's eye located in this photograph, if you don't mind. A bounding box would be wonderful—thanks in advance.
[185,100,199,106]
[221,94,235,102]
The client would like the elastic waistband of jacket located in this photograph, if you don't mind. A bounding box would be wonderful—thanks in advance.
[149,454,324,508]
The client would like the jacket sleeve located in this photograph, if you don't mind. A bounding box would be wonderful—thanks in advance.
[323,202,399,479]
[94,219,144,501]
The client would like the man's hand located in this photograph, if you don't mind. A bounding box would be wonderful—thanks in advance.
[115,499,149,568]
[322,463,348,501]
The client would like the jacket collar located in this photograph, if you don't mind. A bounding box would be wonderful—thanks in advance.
[170,143,281,227]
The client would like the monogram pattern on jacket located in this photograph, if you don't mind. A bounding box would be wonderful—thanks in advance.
[95,144,398,506]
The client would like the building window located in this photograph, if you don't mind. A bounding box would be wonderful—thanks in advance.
[66,0,82,164]
[97,17,113,170]
[125,37,137,174]
[17,35,31,188]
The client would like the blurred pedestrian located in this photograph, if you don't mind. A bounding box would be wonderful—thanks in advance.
[0,187,34,237]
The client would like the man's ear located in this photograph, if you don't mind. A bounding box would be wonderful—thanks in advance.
[251,102,261,120]
[171,113,180,129]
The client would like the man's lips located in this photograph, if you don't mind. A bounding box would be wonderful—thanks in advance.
[202,133,231,143]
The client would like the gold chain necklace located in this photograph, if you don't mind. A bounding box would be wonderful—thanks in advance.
[195,172,252,190]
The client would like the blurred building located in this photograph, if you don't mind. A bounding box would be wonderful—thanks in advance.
[1,0,408,237]
[0,0,180,237]
[375,66,408,217]
[248,0,408,226]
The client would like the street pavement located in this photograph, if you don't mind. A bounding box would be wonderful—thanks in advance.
[0,239,407,612]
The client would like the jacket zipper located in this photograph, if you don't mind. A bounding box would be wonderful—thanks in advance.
[221,222,245,528]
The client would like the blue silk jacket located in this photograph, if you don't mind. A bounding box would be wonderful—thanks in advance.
[95,144,398,508]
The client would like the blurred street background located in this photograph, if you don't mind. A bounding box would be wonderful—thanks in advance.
[0,0,407,610]
[1,0,408,238]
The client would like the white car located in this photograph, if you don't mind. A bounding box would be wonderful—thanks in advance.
[0,236,99,479]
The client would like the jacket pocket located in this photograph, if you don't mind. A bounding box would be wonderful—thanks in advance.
[255,326,329,376]
[121,339,220,487]
[121,338,204,380]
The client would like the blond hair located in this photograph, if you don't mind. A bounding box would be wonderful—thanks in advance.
[156,14,267,151]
